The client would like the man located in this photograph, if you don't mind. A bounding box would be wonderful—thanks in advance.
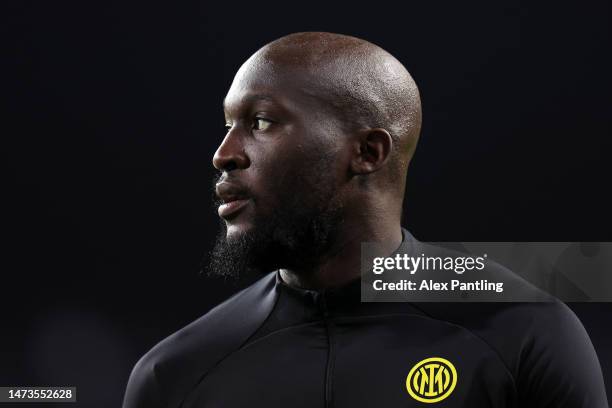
[123,32,608,407]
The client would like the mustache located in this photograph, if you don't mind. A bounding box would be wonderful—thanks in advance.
[211,172,252,206]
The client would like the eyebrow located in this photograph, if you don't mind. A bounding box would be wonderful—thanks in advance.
[222,94,276,111]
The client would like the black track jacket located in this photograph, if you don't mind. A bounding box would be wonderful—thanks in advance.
[123,229,608,408]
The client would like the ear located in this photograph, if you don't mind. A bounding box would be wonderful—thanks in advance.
[349,128,393,175]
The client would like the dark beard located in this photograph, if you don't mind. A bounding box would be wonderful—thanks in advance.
[205,167,344,280]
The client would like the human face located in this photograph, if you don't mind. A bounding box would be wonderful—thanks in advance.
[213,58,346,243]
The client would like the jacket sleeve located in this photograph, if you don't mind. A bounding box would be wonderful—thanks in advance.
[122,352,166,408]
[517,301,609,408]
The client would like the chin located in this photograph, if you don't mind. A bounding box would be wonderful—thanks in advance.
[225,221,255,242]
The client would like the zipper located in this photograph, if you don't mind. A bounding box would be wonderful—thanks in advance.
[319,292,335,408]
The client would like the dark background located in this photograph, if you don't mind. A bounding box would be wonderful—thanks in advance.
[2,0,611,406]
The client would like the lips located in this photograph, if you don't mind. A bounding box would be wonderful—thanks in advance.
[217,198,250,218]
[215,181,251,219]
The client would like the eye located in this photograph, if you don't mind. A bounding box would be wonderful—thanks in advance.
[253,117,272,131]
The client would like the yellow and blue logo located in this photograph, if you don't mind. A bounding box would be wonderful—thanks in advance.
[406,357,457,403]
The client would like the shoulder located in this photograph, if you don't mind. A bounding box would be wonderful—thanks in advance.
[413,299,608,407]
[122,272,278,408]
[509,300,608,406]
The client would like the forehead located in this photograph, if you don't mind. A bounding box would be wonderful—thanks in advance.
[223,57,326,115]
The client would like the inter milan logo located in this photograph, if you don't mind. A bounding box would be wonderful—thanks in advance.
[406,357,457,403]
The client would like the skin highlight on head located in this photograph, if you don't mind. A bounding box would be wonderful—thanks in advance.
[209,32,422,290]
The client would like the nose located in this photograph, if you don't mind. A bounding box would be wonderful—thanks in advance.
[212,129,249,171]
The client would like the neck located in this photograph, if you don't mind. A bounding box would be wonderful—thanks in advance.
[280,218,402,290]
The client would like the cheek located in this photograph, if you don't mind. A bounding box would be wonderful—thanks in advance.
[246,134,344,208]
[243,146,302,210]
[282,155,341,208]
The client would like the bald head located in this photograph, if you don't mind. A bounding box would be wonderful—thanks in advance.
[247,32,422,172]
[213,33,421,281]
